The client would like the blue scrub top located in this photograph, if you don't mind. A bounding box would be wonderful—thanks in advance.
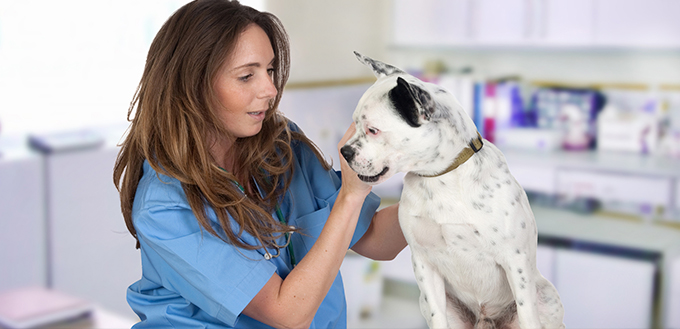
[126,122,381,328]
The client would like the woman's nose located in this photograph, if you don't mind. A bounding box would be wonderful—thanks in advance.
[261,74,278,99]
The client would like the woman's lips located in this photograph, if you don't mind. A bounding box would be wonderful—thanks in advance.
[248,111,265,120]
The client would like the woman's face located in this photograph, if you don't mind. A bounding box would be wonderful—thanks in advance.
[214,24,278,139]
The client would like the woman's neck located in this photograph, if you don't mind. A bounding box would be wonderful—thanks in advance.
[211,135,236,172]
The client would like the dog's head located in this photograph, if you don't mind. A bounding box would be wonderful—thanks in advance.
[341,52,478,184]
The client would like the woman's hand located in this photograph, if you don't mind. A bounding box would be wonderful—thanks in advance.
[243,123,376,329]
[337,122,372,200]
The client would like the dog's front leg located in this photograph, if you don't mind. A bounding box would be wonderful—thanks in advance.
[499,253,543,329]
[412,254,447,328]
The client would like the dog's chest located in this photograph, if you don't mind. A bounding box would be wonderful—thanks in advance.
[399,174,493,253]
[398,173,517,303]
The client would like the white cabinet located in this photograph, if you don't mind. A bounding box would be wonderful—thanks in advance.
[471,0,531,46]
[554,248,656,328]
[539,0,595,46]
[392,0,471,46]
[0,154,45,291]
[392,0,680,48]
[46,146,140,319]
[594,0,680,48]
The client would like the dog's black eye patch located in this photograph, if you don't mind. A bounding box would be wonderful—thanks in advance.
[389,77,420,127]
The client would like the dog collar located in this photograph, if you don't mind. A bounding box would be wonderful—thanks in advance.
[419,132,484,178]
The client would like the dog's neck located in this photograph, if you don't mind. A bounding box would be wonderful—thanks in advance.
[418,132,484,178]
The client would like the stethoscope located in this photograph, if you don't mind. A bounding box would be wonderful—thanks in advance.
[263,204,297,267]
[221,167,297,267]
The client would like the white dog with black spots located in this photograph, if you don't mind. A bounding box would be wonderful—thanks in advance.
[341,52,565,329]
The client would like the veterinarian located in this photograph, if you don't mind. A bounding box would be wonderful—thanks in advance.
[113,0,406,328]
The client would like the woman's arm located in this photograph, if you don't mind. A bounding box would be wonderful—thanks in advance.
[351,202,407,261]
[242,123,373,329]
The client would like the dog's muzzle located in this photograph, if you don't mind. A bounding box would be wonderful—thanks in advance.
[340,145,389,183]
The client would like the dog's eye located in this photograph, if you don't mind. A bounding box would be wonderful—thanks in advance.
[367,127,379,135]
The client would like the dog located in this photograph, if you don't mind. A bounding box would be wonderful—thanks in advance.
[341,52,565,329]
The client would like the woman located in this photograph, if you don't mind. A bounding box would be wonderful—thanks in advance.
[113,0,406,328]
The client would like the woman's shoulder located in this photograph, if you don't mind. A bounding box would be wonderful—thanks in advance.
[133,160,191,213]
[284,119,318,156]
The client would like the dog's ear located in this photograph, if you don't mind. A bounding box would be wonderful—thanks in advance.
[389,77,436,127]
[354,51,404,77]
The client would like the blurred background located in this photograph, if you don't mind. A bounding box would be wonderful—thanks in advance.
[1,0,680,328]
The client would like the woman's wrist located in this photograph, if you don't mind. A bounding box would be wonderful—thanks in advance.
[336,186,369,209]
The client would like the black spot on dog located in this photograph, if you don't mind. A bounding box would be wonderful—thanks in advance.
[516,249,520,254]
[521,222,526,229]
[518,268,523,274]
[472,202,483,211]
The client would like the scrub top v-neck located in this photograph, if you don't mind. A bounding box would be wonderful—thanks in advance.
[126,122,381,328]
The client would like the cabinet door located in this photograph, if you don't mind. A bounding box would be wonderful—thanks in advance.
[392,0,471,46]
[594,0,680,48]
[539,0,594,46]
[48,147,140,319]
[0,156,45,291]
[555,249,655,328]
[471,0,531,45]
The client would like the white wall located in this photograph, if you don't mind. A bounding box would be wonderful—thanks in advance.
[266,0,390,83]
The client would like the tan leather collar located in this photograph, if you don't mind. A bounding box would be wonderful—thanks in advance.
[419,132,484,178]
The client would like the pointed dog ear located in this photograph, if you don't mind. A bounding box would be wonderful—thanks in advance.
[389,77,435,127]
[354,51,404,78]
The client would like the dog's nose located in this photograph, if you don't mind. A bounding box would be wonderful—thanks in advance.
[340,145,355,163]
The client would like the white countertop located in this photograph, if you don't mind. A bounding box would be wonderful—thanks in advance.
[534,205,680,256]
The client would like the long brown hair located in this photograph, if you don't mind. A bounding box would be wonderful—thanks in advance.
[114,0,329,250]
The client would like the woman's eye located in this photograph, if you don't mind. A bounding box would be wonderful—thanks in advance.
[367,127,379,135]
[239,74,253,82]
[267,68,275,77]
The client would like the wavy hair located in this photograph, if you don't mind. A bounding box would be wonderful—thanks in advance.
[114,0,329,250]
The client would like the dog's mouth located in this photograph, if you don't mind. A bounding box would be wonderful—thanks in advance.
[357,167,389,183]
